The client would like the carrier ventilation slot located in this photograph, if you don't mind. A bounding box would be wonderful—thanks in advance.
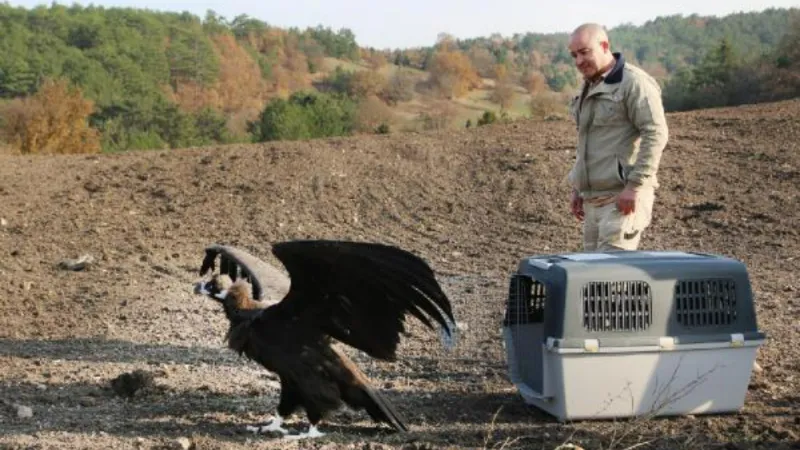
[504,275,546,326]
[582,281,652,332]
[675,279,737,327]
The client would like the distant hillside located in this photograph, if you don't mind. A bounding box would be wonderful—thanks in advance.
[418,8,796,75]
[0,4,797,154]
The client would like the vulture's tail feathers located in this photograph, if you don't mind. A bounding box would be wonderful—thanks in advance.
[333,347,409,432]
[356,383,409,432]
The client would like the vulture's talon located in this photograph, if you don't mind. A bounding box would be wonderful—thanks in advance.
[283,425,325,440]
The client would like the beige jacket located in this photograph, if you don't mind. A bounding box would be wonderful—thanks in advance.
[567,53,669,199]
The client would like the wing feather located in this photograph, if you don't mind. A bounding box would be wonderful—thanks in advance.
[270,240,455,360]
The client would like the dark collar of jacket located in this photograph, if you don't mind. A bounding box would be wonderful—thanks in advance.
[580,52,625,101]
[580,52,626,98]
[603,52,625,84]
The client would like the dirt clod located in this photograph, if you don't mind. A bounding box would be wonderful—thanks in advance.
[110,370,155,398]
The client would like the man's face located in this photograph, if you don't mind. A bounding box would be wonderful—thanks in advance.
[568,31,610,80]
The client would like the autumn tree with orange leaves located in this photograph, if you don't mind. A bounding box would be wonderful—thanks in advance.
[171,34,267,114]
[2,78,100,154]
[490,67,516,110]
[209,34,267,113]
[521,69,548,94]
[468,47,497,78]
[427,49,481,99]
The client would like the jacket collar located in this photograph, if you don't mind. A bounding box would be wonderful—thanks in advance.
[579,52,626,104]
[603,52,625,84]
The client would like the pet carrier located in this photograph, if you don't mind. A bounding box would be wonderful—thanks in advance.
[502,250,766,421]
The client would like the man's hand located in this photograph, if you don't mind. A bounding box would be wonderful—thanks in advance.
[570,190,584,221]
[616,186,637,215]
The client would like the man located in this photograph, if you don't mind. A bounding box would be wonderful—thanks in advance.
[566,23,669,251]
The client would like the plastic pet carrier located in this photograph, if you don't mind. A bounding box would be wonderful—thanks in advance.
[502,250,766,421]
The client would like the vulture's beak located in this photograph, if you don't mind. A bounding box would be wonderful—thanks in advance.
[194,281,210,296]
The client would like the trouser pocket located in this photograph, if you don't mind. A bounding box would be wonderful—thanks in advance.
[586,188,656,251]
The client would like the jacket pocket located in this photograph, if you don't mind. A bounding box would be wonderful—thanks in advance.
[616,158,626,183]
[592,95,625,127]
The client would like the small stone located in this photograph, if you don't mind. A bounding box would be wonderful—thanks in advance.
[79,397,97,407]
[555,444,585,450]
[174,437,192,450]
[57,254,95,271]
[16,405,33,419]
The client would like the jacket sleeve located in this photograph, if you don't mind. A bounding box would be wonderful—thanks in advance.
[624,74,669,187]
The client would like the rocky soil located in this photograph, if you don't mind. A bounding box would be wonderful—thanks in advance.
[0,99,798,449]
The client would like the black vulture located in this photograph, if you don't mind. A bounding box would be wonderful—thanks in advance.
[193,240,457,439]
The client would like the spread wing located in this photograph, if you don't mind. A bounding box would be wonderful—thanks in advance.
[199,244,290,305]
[266,239,456,361]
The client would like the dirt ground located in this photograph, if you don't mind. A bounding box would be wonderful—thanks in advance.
[0,98,798,450]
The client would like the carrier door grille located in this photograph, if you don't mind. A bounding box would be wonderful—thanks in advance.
[675,279,737,327]
[582,281,652,332]
[504,274,546,326]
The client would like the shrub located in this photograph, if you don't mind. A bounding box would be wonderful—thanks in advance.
[380,69,417,105]
[477,110,497,126]
[355,95,394,133]
[2,78,100,154]
[529,92,569,120]
[248,90,357,142]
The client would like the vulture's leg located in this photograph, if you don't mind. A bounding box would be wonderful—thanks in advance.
[283,403,326,440]
[276,378,303,419]
[247,379,299,435]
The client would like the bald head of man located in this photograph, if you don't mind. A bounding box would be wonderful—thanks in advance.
[568,23,616,82]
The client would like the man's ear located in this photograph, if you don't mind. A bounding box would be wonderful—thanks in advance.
[600,40,610,52]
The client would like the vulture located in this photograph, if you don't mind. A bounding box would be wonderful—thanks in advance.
[192,240,457,439]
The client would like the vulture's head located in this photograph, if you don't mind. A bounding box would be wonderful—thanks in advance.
[194,274,261,312]
[193,273,234,303]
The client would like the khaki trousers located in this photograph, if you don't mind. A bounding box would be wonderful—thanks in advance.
[582,188,656,251]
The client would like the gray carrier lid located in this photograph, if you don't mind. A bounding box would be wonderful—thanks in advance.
[507,250,765,349]
[520,250,723,271]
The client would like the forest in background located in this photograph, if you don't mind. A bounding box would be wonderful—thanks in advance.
[0,4,798,154]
